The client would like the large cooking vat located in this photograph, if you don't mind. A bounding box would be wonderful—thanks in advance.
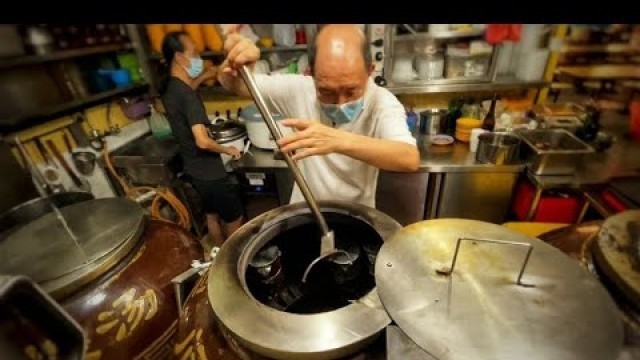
[174,201,400,360]
[0,198,204,359]
[176,203,625,360]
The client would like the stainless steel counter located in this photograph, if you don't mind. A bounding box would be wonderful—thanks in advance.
[415,135,525,173]
[233,135,525,174]
[233,138,524,226]
[232,147,288,170]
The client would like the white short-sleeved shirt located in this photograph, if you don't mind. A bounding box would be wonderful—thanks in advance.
[254,74,416,208]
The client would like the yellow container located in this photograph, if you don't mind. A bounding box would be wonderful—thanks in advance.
[456,117,482,130]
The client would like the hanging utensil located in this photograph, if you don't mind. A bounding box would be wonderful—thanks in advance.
[69,114,91,148]
[14,136,51,197]
[35,137,57,169]
[237,65,352,284]
[45,139,91,193]
[34,137,64,192]
[63,130,96,177]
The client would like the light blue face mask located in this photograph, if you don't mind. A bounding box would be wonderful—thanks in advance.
[184,56,204,78]
[319,97,365,125]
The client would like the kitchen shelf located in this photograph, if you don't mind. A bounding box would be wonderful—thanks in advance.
[394,29,486,42]
[560,43,639,54]
[0,83,149,133]
[149,51,223,60]
[149,44,309,61]
[0,43,134,70]
[260,44,308,53]
[387,75,549,95]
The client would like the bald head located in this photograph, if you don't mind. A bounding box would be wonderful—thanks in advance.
[307,24,372,75]
[308,25,373,106]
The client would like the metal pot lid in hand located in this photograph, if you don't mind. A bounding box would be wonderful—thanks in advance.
[375,218,623,360]
[207,118,247,143]
[593,210,640,309]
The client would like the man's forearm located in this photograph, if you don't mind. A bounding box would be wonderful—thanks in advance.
[190,76,207,89]
[199,138,230,155]
[337,133,420,172]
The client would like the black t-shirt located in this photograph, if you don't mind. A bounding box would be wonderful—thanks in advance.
[162,77,227,180]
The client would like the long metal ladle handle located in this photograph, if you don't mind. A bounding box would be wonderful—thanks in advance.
[238,65,330,236]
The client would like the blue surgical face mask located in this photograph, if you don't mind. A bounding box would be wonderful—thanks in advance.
[319,97,365,125]
[184,56,203,78]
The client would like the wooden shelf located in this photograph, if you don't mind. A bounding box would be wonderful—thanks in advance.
[0,43,134,70]
[149,44,308,61]
[387,75,549,95]
[0,83,149,134]
[394,29,485,42]
[561,43,639,54]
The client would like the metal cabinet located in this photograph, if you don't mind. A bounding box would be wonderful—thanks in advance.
[376,170,519,226]
[430,172,518,223]
[376,171,430,226]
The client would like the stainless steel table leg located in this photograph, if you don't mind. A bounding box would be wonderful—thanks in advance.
[526,187,543,221]
[577,197,590,224]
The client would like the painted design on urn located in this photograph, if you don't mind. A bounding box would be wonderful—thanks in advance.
[174,328,208,360]
[23,339,58,360]
[85,349,102,360]
[94,288,159,342]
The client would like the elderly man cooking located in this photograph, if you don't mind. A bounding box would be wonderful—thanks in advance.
[218,24,419,208]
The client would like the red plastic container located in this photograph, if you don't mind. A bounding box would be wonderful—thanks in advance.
[512,180,585,223]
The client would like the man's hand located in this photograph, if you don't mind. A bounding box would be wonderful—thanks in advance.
[199,65,218,82]
[225,146,242,160]
[191,65,218,88]
[277,119,351,161]
[220,33,260,77]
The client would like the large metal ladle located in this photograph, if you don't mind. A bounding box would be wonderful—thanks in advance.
[238,65,351,283]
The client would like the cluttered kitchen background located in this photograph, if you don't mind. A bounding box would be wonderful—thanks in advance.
[1,23,640,360]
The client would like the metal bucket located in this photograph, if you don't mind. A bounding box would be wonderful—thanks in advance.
[475,132,521,165]
[419,109,448,135]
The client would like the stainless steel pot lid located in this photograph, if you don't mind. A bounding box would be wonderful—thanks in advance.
[207,119,247,142]
[375,219,623,360]
[0,198,145,300]
[593,210,640,308]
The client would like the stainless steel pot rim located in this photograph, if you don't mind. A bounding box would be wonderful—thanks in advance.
[208,200,401,359]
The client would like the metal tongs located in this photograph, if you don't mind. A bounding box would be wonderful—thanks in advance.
[238,65,351,283]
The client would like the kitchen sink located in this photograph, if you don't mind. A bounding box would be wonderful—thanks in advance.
[516,129,595,175]
[108,134,181,186]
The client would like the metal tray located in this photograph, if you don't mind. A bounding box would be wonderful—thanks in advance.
[516,128,595,175]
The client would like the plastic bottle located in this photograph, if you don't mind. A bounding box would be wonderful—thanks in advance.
[148,104,173,139]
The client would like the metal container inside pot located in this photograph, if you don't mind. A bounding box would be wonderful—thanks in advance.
[475,132,521,165]
[418,108,448,135]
